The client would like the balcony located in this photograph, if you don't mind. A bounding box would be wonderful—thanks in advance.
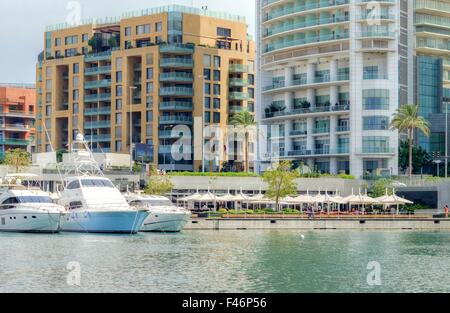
[0,138,30,146]
[159,101,193,111]
[360,147,396,154]
[359,30,396,39]
[84,120,111,129]
[85,51,112,62]
[84,93,112,103]
[263,0,350,22]
[229,78,249,87]
[363,72,388,80]
[336,125,350,132]
[159,87,193,97]
[0,110,34,118]
[86,134,112,142]
[160,58,194,68]
[84,79,112,89]
[84,66,112,76]
[159,145,187,154]
[160,72,194,82]
[264,16,350,38]
[313,127,330,134]
[229,106,244,114]
[287,147,349,157]
[160,44,194,54]
[229,92,250,101]
[159,116,193,125]
[289,130,307,136]
[264,33,349,53]
[0,124,33,131]
[263,73,349,92]
[264,104,350,119]
[229,64,249,73]
[84,107,112,116]
[159,130,192,139]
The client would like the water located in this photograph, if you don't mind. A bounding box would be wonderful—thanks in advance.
[1,230,450,293]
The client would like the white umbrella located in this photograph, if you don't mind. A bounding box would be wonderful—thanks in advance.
[375,191,413,215]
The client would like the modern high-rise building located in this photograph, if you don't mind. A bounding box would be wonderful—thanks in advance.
[256,0,412,178]
[414,0,450,158]
[36,5,255,172]
[0,84,36,156]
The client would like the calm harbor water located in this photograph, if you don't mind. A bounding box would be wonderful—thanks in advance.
[1,230,450,293]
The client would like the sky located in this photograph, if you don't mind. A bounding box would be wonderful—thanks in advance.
[0,0,255,84]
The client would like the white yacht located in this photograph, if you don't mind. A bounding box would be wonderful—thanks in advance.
[0,175,65,233]
[125,192,191,232]
[57,134,149,234]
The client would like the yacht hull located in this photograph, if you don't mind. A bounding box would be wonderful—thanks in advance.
[141,212,191,232]
[0,212,62,233]
[61,210,149,234]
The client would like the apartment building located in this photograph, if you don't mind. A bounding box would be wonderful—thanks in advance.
[256,0,410,178]
[414,0,450,158]
[0,84,36,155]
[36,5,255,172]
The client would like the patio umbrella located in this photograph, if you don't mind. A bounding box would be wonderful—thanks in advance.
[375,190,413,215]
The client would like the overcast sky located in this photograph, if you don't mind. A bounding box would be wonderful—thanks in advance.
[0,0,255,84]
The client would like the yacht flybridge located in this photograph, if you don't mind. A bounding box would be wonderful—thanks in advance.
[57,134,149,234]
[0,174,65,233]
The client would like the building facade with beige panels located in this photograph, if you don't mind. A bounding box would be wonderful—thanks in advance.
[36,5,255,172]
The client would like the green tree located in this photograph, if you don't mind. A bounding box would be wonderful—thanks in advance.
[144,166,174,196]
[263,161,298,211]
[56,149,68,163]
[4,149,31,173]
[88,36,103,53]
[398,141,431,174]
[390,104,430,179]
[369,179,394,198]
[229,110,256,173]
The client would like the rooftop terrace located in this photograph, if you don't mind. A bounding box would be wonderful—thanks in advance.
[45,4,247,32]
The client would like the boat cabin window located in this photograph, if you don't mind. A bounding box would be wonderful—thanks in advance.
[67,180,81,190]
[81,179,114,188]
[17,196,53,203]
[130,199,172,206]
[2,197,19,204]
[69,201,83,210]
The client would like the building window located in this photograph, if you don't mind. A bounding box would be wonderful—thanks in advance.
[217,27,231,37]
[116,57,123,70]
[213,70,221,81]
[72,63,79,74]
[213,56,221,68]
[65,35,78,45]
[116,85,122,97]
[73,90,79,101]
[115,141,122,152]
[137,24,150,35]
[204,112,211,123]
[146,96,153,108]
[213,84,220,96]
[363,116,390,130]
[116,71,122,83]
[146,54,153,65]
[73,76,79,89]
[82,34,89,42]
[213,112,220,123]
[156,22,163,32]
[147,68,153,80]
[204,69,211,80]
[125,27,132,36]
[55,38,61,47]
[248,88,254,99]
[116,99,122,110]
[116,113,122,124]
[248,74,255,85]
[248,102,254,112]
[204,83,211,94]
[362,136,390,153]
[203,54,211,67]
[146,82,153,93]
[363,89,390,110]
[73,103,79,114]
[205,97,211,109]
[146,111,153,122]
[213,98,220,109]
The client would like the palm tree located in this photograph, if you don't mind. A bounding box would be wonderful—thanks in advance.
[390,104,430,179]
[229,110,256,173]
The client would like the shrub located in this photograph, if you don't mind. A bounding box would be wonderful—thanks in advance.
[218,208,228,214]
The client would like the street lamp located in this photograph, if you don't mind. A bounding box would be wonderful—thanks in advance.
[129,86,137,173]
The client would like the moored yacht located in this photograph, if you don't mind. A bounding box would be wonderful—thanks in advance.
[57,134,149,234]
[0,175,65,233]
[125,192,191,232]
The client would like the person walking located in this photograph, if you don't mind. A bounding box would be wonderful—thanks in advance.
[445,205,449,218]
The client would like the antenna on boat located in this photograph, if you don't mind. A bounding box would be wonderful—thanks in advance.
[42,123,65,188]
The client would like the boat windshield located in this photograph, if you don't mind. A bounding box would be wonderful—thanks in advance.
[17,196,53,204]
[80,179,115,188]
